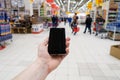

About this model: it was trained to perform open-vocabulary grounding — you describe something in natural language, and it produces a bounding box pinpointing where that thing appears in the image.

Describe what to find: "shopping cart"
[98,27,108,39]
[93,22,108,39]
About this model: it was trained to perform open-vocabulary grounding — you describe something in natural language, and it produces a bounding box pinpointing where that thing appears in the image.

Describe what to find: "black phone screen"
[48,28,66,55]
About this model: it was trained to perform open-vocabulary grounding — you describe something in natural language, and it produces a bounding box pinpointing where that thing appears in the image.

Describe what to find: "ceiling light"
[55,0,61,6]
[68,0,70,11]
[59,0,65,9]
[63,1,66,3]
[78,0,92,11]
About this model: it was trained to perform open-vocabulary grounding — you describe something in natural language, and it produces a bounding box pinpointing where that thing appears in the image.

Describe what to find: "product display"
[106,2,120,40]
[0,34,12,42]
[0,10,12,50]
[0,23,11,35]
[108,1,118,22]
[32,24,44,34]
[114,0,120,2]
[12,15,32,33]
[40,4,45,16]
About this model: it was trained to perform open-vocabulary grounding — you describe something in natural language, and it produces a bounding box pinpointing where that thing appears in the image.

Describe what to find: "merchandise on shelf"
[0,34,12,42]
[106,3,120,32]
[116,4,120,22]
[0,9,12,43]
[0,22,11,35]
[0,10,8,22]
[108,9,117,22]
[40,8,44,16]
[106,22,120,32]
[114,0,120,2]
[106,2,120,40]
[107,1,118,23]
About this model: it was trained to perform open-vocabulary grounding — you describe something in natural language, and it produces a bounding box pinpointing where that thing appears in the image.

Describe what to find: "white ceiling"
[55,0,92,12]
[10,0,92,12]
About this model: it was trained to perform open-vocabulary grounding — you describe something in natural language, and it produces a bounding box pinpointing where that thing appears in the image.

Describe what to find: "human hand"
[37,37,70,73]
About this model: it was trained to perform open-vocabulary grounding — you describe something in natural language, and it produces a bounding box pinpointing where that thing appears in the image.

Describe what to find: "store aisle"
[0,22,120,80]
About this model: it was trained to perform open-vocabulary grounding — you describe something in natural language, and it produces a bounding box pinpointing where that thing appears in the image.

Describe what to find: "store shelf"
[108,17,117,19]
[106,1,120,41]
[40,8,44,16]
[108,32,120,41]
[0,32,11,36]
[107,29,120,33]
[108,12,117,14]
[109,11,118,13]
[109,8,118,11]
[108,16,116,18]
[0,9,12,50]
[108,37,120,41]
[114,0,120,2]
[0,34,12,42]
[107,1,120,23]
[108,14,117,16]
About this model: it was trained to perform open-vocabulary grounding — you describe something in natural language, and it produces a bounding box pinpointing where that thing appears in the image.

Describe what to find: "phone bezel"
[48,28,66,55]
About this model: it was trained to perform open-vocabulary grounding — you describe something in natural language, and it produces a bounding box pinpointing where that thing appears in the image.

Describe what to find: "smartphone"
[48,28,66,55]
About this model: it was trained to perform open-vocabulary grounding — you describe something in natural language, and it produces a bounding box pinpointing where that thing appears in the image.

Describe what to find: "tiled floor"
[0,22,120,80]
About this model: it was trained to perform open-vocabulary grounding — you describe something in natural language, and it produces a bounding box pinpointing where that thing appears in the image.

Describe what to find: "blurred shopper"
[68,17,72,27]
[71,19,78,35]
[61,17,64,22]
[83,14,92,34]
[64,17,67,25]
[73,13,78,21]
[43,19,49,29]
[51,15,58,28]
[71,13,79,35]
[95,15,105,36]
